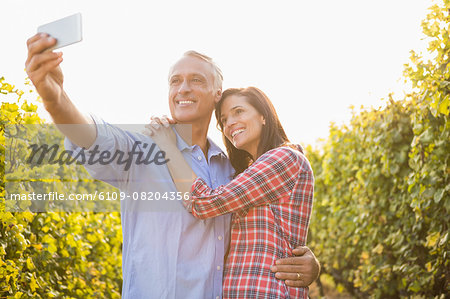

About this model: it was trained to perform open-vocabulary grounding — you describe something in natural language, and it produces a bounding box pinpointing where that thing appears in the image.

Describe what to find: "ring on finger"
[296,273,301,280]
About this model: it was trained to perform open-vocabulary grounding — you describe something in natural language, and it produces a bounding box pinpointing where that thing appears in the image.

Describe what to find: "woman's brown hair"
[215,87,294,176]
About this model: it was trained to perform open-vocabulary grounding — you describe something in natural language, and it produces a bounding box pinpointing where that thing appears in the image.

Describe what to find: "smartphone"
[37,13,82,50]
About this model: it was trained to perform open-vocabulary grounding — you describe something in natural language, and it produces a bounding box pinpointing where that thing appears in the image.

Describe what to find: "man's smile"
[175,99,196,106]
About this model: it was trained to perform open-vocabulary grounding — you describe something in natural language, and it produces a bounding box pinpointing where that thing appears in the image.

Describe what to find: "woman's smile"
[221,95,265,158]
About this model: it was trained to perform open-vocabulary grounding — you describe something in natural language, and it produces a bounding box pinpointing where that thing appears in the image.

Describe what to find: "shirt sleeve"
[186,147,311,219]
[64,115,153,189]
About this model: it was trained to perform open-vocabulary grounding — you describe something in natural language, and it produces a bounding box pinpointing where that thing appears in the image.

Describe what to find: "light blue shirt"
[65,116,234,299]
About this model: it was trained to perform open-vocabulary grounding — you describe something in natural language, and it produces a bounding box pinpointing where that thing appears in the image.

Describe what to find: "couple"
[25,33,319,298]
[145,84,315,298]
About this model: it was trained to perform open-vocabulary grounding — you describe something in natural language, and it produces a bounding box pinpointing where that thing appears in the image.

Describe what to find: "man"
[25,33,320,298]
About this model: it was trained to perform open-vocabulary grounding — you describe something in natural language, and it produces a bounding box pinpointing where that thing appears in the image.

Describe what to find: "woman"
[146,87,314,298]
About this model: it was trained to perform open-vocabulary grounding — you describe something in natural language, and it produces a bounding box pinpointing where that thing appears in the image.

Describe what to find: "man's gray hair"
[169,50,223,90]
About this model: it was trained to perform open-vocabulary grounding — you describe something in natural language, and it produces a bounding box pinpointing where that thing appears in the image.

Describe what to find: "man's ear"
[214,89,222,103]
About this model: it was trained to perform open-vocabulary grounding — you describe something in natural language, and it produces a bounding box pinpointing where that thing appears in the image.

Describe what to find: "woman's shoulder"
[261,143,304,159]
[259,144,313,173]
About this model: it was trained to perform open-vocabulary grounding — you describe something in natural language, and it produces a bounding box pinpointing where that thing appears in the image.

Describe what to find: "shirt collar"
[206,137,228,160]
[174,128,227,159]
[174,127,191,152]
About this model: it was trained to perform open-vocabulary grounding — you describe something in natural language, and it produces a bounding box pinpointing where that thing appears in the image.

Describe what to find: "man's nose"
[178,80,192,94]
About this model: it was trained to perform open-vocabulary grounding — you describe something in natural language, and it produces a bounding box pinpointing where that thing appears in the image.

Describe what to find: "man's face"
[168,56,220,125]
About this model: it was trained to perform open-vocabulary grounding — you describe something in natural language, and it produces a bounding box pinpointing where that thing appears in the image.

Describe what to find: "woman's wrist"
[158,141,178,153]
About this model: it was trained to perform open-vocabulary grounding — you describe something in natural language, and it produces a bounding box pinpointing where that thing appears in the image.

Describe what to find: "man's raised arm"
[25,33,96,149]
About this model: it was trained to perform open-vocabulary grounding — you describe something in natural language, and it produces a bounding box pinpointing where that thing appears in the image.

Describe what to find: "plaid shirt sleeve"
[185,146,313,219]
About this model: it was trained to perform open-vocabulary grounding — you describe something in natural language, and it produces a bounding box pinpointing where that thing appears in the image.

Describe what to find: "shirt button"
[216,296,220,299]
[218,235,223,240]
[197,156,202,161]
[217,266,221,271]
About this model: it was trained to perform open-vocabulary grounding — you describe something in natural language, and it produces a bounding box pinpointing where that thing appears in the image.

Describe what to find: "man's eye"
[235,109,243,114]
[170,79,180,84]
[192,78,202,82]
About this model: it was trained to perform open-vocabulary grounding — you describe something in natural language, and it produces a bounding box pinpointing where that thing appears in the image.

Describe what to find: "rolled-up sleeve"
[64,115,145,189]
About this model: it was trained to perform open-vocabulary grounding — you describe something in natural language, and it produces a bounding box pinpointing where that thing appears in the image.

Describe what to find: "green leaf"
[425,232,440,248]
[433,188,445,203]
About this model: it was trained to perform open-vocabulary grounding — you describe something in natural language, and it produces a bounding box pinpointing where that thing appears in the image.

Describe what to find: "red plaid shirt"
[185,145,314,299]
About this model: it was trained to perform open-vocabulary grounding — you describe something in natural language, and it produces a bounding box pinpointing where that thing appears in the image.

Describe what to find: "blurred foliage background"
[1,79,122,298]
[308,1,449,298]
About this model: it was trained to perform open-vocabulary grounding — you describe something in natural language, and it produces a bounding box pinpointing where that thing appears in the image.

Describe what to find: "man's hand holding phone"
[25,13,82,111]
[25,33,64,110]
[25,13,96,149]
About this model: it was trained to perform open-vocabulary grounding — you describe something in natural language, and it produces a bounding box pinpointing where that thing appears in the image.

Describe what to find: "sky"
[1,0,432,148]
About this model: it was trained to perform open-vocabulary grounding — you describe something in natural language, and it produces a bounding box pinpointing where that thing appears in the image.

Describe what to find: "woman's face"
[219,95,265,158]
